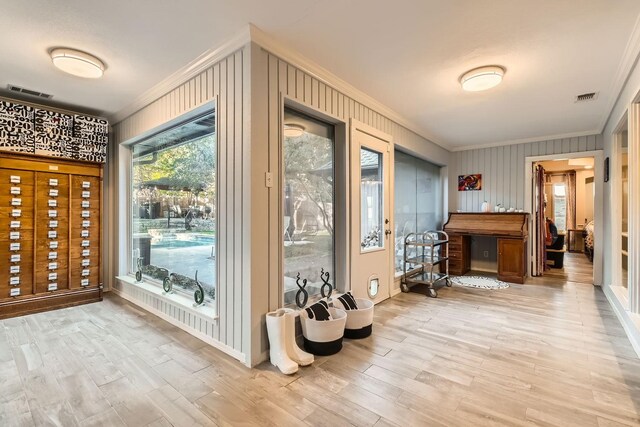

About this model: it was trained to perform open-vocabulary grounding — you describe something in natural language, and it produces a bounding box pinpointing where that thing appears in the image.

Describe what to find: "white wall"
[601,30,640,355]
[449,135,603,213]
[249,41,449,365]
[110,47,252,365]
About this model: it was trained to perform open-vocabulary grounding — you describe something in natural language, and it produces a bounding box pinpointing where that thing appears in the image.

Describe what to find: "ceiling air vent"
[7,84,53,99]
[575,92,598,103]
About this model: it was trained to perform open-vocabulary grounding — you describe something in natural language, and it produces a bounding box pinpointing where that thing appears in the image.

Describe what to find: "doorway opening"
[531,156,596,284]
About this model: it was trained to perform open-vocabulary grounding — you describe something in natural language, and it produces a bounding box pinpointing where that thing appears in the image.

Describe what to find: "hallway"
[2,275,638,426]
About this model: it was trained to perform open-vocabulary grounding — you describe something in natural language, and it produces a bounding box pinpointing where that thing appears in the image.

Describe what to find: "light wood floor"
[545,251,594,284]
[1,276,639,426]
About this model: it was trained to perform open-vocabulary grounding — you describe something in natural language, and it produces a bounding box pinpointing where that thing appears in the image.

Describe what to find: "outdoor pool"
[152,235,216,249]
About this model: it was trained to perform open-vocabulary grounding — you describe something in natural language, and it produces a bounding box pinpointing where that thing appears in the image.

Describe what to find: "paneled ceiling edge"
[450,129,600,152]
[110,26,252,125]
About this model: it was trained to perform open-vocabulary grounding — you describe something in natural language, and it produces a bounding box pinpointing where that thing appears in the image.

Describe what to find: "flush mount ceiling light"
[460,66,505,92]
[50,48,105,79]
[283,123,305,138]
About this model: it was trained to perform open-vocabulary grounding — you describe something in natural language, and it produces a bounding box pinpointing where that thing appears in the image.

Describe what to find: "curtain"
[566,171,576,230]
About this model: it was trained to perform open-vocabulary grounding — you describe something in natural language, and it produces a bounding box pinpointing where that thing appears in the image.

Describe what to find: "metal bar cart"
[401,230,451,298]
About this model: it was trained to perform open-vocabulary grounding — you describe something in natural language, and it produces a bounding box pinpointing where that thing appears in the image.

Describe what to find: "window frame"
[123,102,218,308]
[282,106,337,307]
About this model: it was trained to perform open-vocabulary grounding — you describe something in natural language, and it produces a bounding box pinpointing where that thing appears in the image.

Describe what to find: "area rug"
[450,275,510,290]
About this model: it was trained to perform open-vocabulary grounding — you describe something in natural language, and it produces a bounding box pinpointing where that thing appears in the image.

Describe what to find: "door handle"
[385,229,392,236]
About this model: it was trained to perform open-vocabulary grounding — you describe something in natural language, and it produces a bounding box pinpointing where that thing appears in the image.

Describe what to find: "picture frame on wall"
[458,174,482,191]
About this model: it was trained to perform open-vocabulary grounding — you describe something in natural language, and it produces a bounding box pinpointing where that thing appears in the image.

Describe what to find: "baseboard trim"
[111,284,247,366]
[603,284,640,358]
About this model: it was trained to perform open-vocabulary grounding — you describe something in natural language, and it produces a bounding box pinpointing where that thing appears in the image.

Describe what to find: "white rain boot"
[266,309,298,375]
[283,308,314,366]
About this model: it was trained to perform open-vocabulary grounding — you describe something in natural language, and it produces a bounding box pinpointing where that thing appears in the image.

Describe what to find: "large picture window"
[131,109,216,303]
[394,150,442,272]
[283,108,335,305]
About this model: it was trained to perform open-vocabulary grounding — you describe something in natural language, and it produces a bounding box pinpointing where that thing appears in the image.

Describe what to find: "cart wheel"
[445,279,452,287]
[428,288,438,298]
[400,283,409,293]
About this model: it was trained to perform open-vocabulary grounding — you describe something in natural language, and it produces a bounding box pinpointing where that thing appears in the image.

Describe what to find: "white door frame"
[524,150,604,285]
[349,119,394,302]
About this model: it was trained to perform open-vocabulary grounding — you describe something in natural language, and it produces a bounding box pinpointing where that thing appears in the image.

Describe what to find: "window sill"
[115,275,218,320]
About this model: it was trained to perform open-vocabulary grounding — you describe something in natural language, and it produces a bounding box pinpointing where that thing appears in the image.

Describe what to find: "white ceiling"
[1,1,639,149]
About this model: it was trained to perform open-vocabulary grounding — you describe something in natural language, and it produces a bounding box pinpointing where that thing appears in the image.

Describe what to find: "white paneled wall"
[450,135,603,212]
[249,44,448,364]
[111,48,250,364]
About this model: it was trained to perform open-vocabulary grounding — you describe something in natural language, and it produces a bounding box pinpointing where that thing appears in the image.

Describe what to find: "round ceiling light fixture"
[283,123,305,138]
[460,66,505,92]
[50,48,105,79]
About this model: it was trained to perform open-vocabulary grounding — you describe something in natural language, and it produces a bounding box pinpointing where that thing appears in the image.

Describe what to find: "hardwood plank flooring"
[1,274,638,426]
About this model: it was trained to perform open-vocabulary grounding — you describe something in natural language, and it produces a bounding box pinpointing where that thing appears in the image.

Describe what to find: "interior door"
[350,127,391,303]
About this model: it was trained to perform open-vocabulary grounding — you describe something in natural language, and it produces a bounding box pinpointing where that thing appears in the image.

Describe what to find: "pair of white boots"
[266,308,314,374]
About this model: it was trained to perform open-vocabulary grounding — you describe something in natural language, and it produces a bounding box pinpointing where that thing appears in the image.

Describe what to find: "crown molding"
[450,129,600,152]
[247,24,451,151]
[600,13,640,133]
[110,26,252,125]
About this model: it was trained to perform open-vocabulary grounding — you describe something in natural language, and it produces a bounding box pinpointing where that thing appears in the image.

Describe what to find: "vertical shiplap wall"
[450,134,603,212]
[249,44,449,365]
[111,48,249,363]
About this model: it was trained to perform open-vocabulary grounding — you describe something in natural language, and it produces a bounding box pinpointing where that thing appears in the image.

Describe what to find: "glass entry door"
[350,125,391,303]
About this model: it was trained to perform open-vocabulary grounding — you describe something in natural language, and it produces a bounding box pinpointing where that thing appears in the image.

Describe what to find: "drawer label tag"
[48,231,57,238]
[10,186,20,195]
[10,221,20,228]
[49,220,58,228]
[81,230,89,237]
[9,232,19,240]
[48,272,57,280]
[49,189,58,197]
[48,283,57,291]
[49,178,58,186]
[81,211,90,218]
[81,269,90,276]
[81,200,90,208]
[10,265,19,274]
[82,191,90,198]
[11,209,21,217]
[10,243,20,251]
[10,254,20,262]
[49,241,58,249]
[82,259,90,266]
[10,276,20,285]
[82,181,90,188]
[48,199,57,207]
[81,240,90,247]
[48,262,57,270]
[81,279,89,287]
[11,198,21,206]
[48,210,57,217]
[82,249,90,256]
[10,288,20,297]
[48,252,57,259]
[82,220,90,227]
[10,175,21,184]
